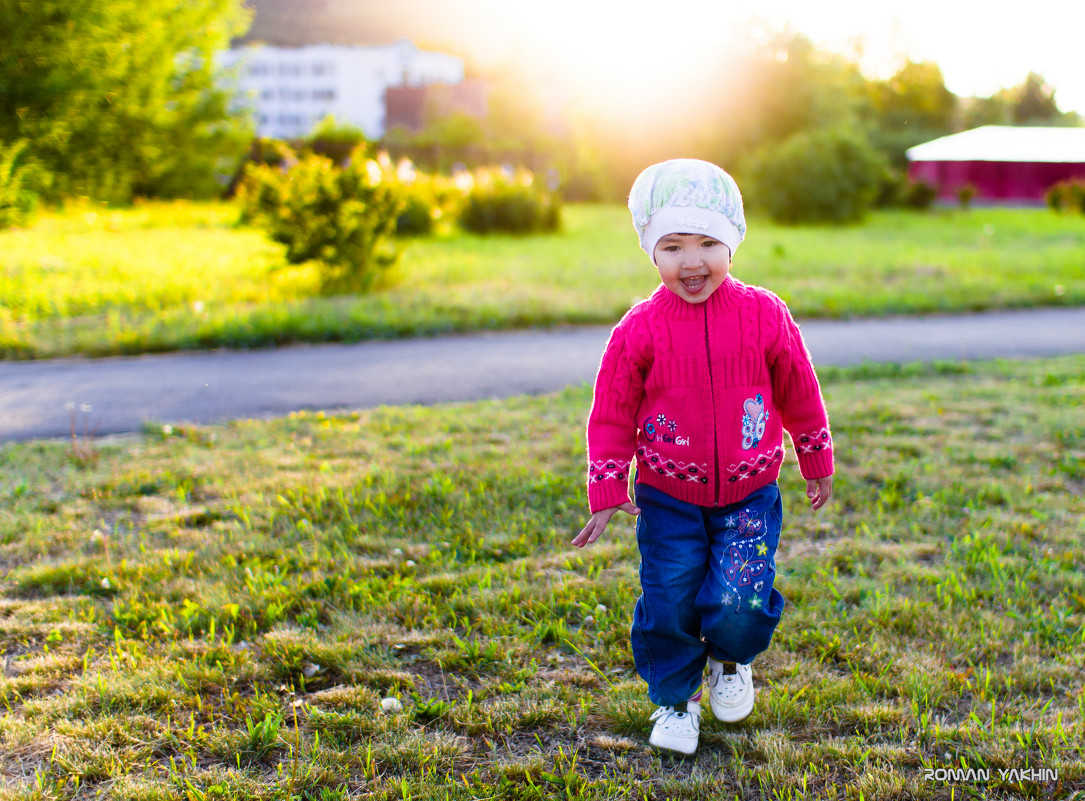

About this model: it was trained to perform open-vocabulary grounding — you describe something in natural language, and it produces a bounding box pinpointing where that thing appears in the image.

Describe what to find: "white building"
[223,40,464,140]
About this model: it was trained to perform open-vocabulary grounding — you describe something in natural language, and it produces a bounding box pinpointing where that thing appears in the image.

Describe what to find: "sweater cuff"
[796,447,834,481]
[588,479,632,515]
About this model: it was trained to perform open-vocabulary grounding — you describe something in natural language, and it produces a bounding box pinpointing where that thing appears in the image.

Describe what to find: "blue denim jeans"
[631,480,786,707]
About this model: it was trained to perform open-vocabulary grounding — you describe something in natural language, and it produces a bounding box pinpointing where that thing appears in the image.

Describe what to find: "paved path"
[2,306,1083,442]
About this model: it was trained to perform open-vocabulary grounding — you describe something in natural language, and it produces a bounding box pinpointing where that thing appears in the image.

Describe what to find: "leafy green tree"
[0,0,253,203]
[866,61,957,168]
[724,34,870,160]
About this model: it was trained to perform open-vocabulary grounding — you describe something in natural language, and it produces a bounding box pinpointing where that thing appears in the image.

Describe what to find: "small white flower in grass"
[405,560,416,568]
[392,548,403,557]
[90,529,105,545]
[162,424,173,436]
[302,663,322,678]
[381,697,402,713]
[583,616,595,627]
[100,578,111,589]
[192,301,205,314]
[595,604,607,615]
[1054,284,1065,296]
[292,698,304,708]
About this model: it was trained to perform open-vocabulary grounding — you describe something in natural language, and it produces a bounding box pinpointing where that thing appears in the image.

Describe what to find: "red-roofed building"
[906,126,1085,203]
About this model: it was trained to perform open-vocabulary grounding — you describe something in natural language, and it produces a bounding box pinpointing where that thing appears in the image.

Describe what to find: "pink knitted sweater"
[586,276,834,513]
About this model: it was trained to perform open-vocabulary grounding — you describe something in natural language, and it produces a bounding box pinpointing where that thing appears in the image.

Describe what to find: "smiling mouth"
[682,275,708,294]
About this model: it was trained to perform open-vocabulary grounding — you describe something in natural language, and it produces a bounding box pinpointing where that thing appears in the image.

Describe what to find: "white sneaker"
[707,658,755,722]
[648,700,701,755]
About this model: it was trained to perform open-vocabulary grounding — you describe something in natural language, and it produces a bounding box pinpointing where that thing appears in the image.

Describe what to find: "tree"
[725,33,871,160]
[866,61,957,168]
[1011,72,1062,124]
[0,0,253,203]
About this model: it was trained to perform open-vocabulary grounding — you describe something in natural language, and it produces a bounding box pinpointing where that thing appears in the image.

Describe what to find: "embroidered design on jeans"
[741,394,767,450]
[737,510,763,538]
[719,508,773,606]
[723,546,768,586]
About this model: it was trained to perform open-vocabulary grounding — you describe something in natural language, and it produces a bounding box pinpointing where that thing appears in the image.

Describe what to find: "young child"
[572,159,834,756]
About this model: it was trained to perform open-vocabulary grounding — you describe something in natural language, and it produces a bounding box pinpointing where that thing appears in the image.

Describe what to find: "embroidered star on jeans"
[748,596,763,610]
[757,542,768,556]
[721,592,734,606]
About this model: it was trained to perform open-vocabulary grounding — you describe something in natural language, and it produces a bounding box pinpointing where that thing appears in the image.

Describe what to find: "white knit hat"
[628,159,746,264]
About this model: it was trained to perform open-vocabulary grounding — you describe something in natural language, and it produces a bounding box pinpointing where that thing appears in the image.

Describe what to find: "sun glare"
[461,0,1085,116]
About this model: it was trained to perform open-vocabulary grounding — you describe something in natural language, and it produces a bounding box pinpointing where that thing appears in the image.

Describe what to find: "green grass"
[1,202,1083,359]
[0,356,1082,799]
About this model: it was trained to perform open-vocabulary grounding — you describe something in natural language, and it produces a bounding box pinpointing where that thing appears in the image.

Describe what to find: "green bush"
[459,169,560,234]
[1046,178,1085,213]
[956,183,977,208]
[0,140,39,230]
[394,167,463,237]
[239,145,404,294]
[303,115,369,165]
[902,179,939,210]
[746,128,889,224]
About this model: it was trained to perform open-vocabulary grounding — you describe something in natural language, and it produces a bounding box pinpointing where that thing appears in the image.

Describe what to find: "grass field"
[0,355,1082,799]
[1,202,1083,360]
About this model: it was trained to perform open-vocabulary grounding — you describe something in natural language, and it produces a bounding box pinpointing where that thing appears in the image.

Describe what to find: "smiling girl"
[573,159,835,756]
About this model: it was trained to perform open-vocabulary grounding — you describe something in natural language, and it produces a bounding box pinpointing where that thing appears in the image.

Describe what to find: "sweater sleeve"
[585,314,648,513]
[767,298,834,480]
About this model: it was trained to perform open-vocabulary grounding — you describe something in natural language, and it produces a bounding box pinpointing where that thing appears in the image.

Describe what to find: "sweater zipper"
[704,305,721,506]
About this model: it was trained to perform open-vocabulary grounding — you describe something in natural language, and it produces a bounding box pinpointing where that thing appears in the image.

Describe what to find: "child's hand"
[806,476,833,510]
[572,502,641,548]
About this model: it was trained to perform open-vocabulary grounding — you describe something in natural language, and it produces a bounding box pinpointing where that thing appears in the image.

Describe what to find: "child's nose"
[682,249,704,266]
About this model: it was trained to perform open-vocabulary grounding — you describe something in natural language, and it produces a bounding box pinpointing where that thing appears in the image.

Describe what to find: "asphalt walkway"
[2,306,1083,441]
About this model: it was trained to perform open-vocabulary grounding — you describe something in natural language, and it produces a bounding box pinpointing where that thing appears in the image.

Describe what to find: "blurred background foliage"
[0,0,253,205]
[0,0,1079,225]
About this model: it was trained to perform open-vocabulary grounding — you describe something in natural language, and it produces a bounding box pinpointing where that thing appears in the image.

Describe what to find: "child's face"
[653,233,732,304]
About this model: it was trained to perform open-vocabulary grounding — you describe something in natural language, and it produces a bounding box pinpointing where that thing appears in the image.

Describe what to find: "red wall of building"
[908,160,1085,202]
